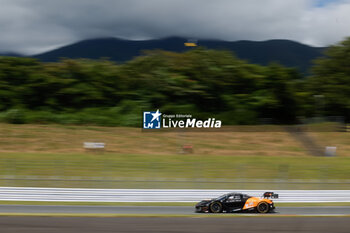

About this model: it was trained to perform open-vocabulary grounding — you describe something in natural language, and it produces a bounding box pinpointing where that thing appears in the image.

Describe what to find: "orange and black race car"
[195,192,278,213]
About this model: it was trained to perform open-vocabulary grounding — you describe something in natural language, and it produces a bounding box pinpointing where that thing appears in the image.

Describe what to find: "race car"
[195,192,278,213]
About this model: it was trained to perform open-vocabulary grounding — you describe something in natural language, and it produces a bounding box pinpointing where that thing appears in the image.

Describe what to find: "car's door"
[223,194,243,210]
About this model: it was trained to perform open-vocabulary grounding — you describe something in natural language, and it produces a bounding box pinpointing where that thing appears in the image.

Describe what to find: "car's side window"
[234,194,241,201]
[226,194,241,202]
[226,195,235,202]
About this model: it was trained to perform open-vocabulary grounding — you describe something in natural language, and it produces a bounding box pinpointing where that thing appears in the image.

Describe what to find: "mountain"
[33,37,188,62]
[0,52,23,57]
[201,39,326,73]
[32,37,326,73]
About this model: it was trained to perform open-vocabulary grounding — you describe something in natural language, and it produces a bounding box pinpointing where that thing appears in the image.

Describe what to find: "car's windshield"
[215,194,227,200]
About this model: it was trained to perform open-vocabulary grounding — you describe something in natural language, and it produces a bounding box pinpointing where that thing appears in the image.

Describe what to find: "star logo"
[150,109,161,122]
[143,110,162,129]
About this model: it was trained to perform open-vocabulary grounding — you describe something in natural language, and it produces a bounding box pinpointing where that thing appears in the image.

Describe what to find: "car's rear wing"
[263,192,279,198]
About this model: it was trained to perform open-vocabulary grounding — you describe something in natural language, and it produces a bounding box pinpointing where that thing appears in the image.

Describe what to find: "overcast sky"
[0,0,350,55]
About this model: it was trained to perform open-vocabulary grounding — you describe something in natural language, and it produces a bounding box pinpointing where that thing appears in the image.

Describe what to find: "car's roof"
[224,192,252,196]
[226,192,243,195]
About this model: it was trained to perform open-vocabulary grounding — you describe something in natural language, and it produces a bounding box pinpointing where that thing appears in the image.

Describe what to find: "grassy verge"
[0,123,349,189]
[2,153,350,180]
[1,153,350,188]
[0,123,339,156]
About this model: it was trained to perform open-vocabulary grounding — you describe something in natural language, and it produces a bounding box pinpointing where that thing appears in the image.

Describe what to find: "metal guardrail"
[0,187,350,202]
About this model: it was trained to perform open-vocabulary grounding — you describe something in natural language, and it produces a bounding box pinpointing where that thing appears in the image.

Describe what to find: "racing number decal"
[243,197,259,210]
[245,201,254,208]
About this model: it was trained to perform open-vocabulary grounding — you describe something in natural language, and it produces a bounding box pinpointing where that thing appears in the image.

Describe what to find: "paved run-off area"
[0,216,349,233]
[0,205,349,232]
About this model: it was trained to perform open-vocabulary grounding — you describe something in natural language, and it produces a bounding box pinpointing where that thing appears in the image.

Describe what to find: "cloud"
[0,0,350,54]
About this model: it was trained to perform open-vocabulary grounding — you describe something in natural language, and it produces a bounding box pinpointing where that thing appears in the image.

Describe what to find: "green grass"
[0,152,350,189]
[1,152,350,179]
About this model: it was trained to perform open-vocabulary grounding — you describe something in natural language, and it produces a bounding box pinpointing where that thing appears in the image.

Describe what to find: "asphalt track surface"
[0,216,349,233]
[1,205,350,215]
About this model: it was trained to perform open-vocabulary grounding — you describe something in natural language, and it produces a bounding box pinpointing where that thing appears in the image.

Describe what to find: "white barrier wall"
[0,187,349,202]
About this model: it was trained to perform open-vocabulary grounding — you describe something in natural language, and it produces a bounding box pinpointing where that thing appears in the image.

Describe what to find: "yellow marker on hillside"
[185,39,198,47]
[184,42,197,47]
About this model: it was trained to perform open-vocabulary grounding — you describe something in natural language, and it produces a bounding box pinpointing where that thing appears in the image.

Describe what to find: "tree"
[309,37,350,121]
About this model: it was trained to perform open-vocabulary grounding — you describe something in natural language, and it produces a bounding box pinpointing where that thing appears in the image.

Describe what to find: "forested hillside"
[0,38,349,126]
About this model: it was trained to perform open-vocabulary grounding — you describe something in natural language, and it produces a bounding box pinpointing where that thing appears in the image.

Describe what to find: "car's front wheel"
[209,202,223,213]
[256,202,270,213]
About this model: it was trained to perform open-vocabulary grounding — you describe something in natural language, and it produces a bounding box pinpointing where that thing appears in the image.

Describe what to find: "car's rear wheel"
[257,202,270,213]
[209,202,223,213]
